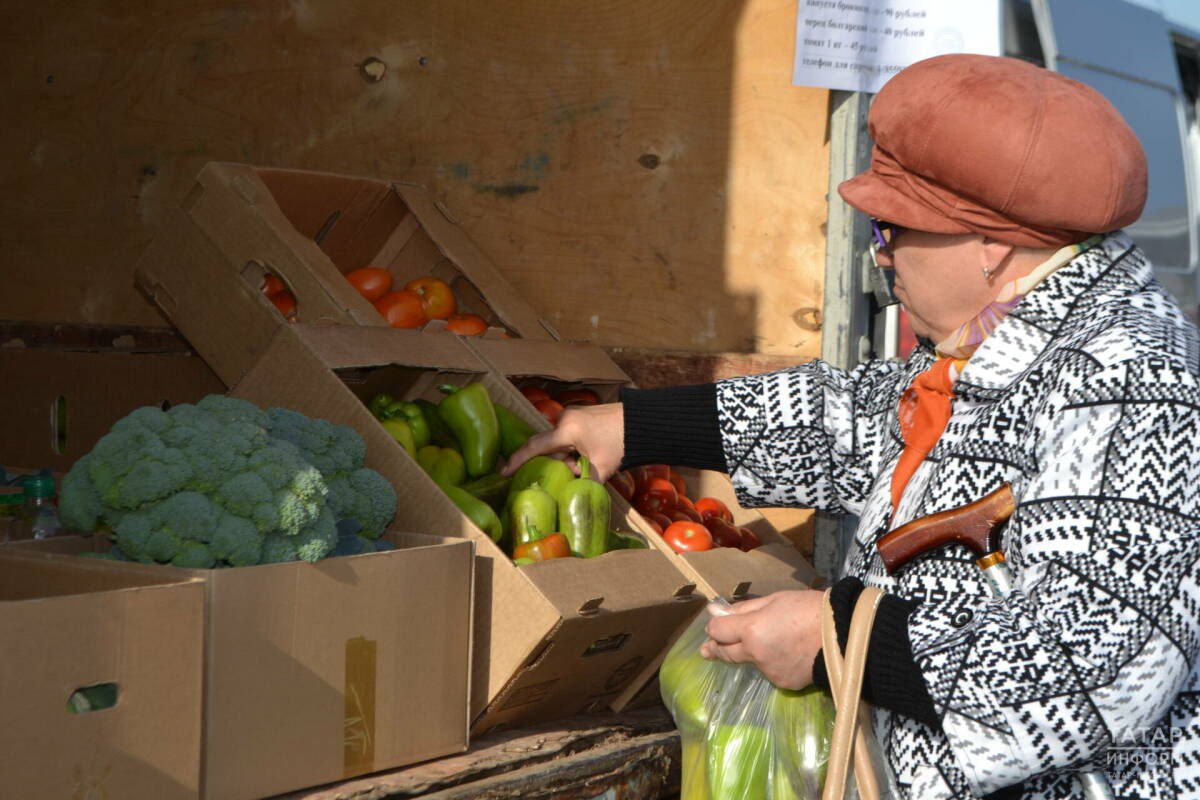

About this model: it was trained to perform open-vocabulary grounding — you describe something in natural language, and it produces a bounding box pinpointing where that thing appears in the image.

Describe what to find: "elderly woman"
[505,54,1200,798]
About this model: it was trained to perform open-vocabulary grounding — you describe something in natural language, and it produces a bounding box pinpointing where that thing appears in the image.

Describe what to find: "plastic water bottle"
[0,487,22,542]
[22,476,62,540]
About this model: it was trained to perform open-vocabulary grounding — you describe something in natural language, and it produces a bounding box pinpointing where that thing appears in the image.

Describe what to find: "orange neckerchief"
[890,357,964,513]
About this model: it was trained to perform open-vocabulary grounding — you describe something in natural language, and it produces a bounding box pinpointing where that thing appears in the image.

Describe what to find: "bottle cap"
[22,476,56,498]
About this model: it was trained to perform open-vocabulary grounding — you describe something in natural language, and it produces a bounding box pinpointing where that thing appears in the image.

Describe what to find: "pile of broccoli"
[59,395,398,568]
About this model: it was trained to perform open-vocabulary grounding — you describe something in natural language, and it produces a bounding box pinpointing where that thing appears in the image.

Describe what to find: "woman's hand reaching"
[501,402,626,480]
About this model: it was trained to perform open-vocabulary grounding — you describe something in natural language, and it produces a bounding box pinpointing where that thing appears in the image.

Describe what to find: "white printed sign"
[792,0,1001,94]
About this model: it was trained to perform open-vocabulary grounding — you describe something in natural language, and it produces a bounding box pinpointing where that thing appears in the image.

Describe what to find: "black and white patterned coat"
[717,233,1200,798]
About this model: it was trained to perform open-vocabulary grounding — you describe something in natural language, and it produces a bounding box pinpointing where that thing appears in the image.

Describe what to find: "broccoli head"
[327,468,398,539]
[59,453,104,532]
[266,407,367,476]
[58,394,396,568]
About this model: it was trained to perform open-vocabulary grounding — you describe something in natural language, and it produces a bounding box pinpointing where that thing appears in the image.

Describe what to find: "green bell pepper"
[383,400,431,450]
[507,456,575,501]
[368,392,396,419]
[770,686,835,799]
[414,398,460,451]
[461,472,511,511]
[494,404,536,458]
[417,445,466,487]
[606,530,648,550]
[438,384,499,478]
[707,723,771,799]
[380,417,416,457]
[443,485,504,543]
[509,483,558,547]
[555,457,610,558]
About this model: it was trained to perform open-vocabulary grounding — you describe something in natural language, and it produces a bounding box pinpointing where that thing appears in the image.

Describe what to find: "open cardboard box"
[0,549,206,799]
[463,339,821,715]
[667,467,819,596]
[463,337,818,600]
[10,531,474,800]
[133,162,555,384]
[226,322,705,734]
[0,347,223,475]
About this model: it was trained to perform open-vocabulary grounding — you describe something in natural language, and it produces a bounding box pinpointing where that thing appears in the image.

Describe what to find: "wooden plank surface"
[4,0,828,358]
[273,706,680,800]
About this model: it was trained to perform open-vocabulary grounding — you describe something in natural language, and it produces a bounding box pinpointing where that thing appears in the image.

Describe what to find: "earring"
[982,264,994,280]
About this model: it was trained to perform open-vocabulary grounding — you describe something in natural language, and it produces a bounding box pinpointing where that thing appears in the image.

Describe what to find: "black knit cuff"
[618,385,727,472]
[811,577,939,730]
[867,593,939,728]
[811,577,864,689]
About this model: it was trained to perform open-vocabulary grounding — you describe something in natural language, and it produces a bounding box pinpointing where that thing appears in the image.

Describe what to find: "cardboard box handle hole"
[66,682,119,715]
[582,632,630,657]
[50,395,67,455]
[577,597,604,616]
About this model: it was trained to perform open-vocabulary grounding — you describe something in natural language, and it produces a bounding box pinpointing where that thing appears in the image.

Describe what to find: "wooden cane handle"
[876,484,1016,574]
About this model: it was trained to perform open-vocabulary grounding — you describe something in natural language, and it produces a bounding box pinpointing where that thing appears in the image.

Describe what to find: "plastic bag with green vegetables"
[659,600,837,800]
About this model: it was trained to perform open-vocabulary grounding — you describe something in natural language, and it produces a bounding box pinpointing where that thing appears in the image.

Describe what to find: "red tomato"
[667,469,689,499]
[630,464,671,496]
[520,386,553,404]
[261,273,286,296]
[646,512,674,534]
[635,494,669,517]
[675,495,698,513]
[513,532,571,561]
[705,517,743,549]
[628,466,647,495]
[695,496,734,524]
[556,388,601,406]
[738,527,762,551]
[405,276,457,320]
[635,483,677,516]
[346,267,393,301]
[670,507,704,524]
[645,478,678,498]
[608,471,636,502]
[534,398,565,425]
[445,313,488,336]
[662,521,713,554]
[374,290,427,328]
[644,518,663,535]
[270,290,297,319]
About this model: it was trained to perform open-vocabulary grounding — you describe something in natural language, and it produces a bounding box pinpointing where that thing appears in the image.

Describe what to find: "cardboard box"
[133,162,555,383]
[667,467,819,596]
[13,531,474,800]
[0,549,205,799]
[0,348,223,474]
[462,337,818,600]
[464,335,631,404]
[225,323,705,734]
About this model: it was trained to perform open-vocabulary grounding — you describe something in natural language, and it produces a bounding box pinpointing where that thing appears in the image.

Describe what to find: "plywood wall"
[3,0,830,357]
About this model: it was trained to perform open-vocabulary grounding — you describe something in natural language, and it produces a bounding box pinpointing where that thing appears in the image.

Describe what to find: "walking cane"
[875,484,1116,800]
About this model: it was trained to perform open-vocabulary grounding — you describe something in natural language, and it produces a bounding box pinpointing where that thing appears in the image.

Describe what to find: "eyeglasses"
[869,219,905,265]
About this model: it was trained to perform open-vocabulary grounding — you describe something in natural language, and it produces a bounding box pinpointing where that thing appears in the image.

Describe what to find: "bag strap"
[821,586,885,800]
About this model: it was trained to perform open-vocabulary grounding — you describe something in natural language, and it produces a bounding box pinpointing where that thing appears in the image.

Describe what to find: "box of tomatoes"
[619,465,818,599]
[134,162,557,386]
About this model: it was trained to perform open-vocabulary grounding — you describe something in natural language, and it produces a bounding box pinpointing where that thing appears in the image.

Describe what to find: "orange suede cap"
[838,54,1148,247]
